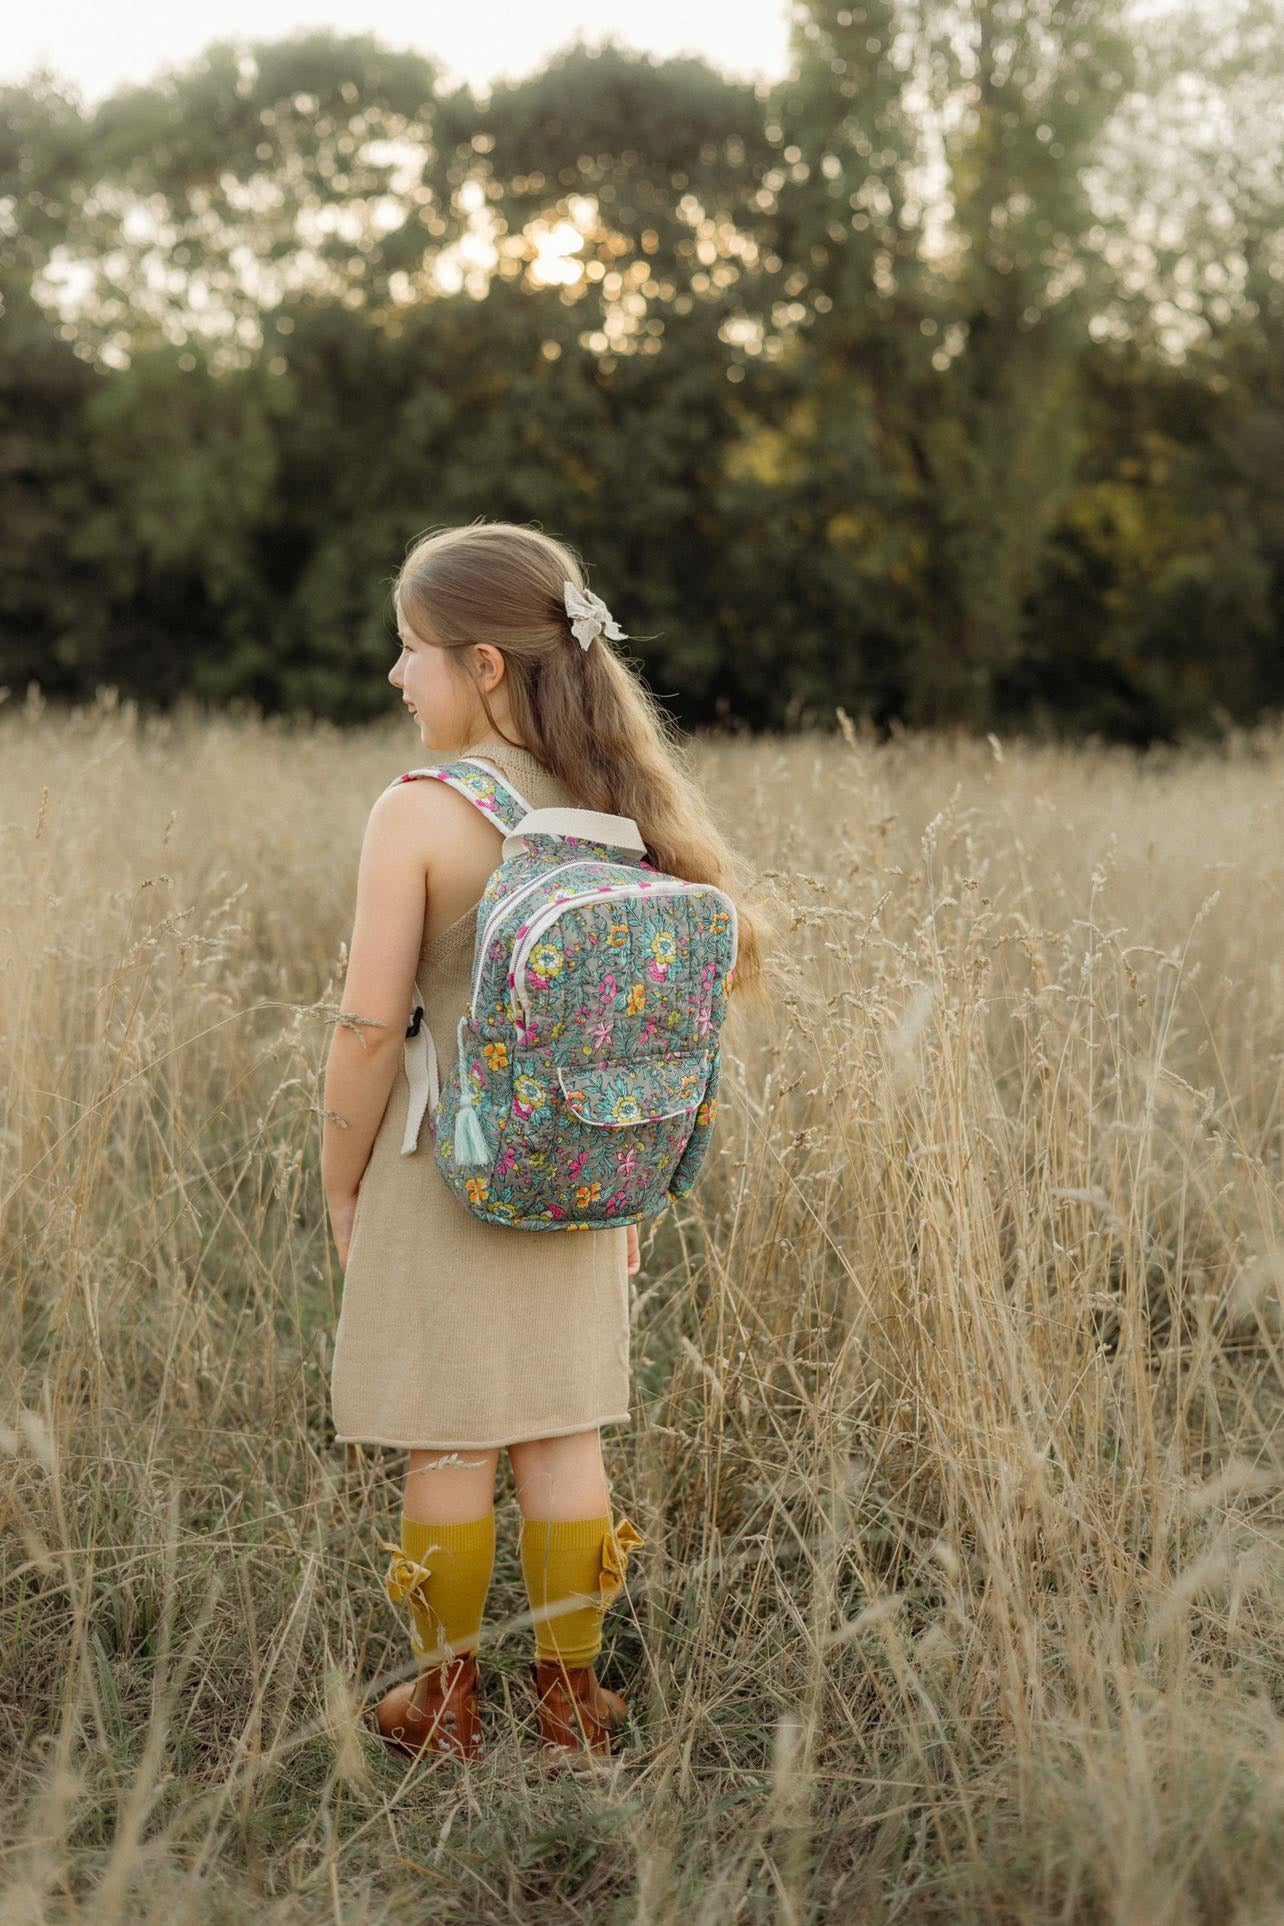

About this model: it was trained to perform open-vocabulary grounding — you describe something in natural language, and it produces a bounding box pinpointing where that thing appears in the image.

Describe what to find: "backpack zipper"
[470,860,604,1011]
[510,880,740,1023]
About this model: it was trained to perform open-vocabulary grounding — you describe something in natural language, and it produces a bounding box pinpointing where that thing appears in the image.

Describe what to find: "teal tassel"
[452,1011,489,1166]
[454,1098,490,1166]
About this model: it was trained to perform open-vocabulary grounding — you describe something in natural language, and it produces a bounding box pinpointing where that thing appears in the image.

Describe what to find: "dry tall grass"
[3,686,1284,1923]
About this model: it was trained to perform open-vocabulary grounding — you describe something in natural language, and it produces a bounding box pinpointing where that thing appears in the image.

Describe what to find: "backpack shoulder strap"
[392,754,537,1158]
[389,754,536,834]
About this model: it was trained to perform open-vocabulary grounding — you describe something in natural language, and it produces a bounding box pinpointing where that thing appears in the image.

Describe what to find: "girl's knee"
[404,1445,499,1520]
[508,1429,608,1516]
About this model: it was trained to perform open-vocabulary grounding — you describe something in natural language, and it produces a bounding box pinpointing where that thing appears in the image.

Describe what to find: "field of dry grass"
[3,687,1284,1923]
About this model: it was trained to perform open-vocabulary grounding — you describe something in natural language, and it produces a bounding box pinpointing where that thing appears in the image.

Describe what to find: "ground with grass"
[3,692,1284,1923]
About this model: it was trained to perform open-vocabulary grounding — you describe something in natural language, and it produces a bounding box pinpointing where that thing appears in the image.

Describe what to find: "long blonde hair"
[393,519,777,1019]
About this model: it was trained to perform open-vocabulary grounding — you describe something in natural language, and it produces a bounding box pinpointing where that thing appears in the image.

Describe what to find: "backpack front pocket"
[555,1046,716,1217]
[458,1044,714,1227]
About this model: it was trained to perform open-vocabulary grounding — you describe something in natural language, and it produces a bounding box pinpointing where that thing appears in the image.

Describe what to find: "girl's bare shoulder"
[371,771,506,924]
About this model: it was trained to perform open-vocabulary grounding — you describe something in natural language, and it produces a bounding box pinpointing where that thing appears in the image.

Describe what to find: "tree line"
[2,1,1281,742]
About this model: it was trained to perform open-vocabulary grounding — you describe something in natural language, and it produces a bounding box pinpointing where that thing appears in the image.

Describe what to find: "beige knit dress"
[330,740,633,1451]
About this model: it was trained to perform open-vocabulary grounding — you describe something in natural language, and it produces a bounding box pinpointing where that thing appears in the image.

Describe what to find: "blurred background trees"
[1,0,1280,742]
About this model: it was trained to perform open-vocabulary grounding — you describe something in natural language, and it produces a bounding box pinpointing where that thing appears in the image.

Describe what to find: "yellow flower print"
[649,929,677,967]
[606,918,630,950]
[611,1093,645,1125]
[576,1181,602,1208]
[483,1039,509,1070]
[529,942,563,981]
[514,1073,546,1110]
[596,1517,645,1607]
[465,1176,489,1204]
[696,1096,718,1126]
[626,982,645,1014]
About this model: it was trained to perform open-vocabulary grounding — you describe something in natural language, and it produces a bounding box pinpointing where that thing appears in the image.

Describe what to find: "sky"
[5,1,794,104]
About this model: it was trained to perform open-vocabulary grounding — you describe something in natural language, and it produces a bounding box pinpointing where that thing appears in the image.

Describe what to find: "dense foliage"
[2,0,1281,741]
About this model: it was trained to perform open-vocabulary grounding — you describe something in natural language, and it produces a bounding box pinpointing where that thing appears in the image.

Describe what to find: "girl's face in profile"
[388,609,472,752]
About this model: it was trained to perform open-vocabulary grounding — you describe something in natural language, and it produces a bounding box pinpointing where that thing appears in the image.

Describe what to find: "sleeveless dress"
[330,738,633,1451]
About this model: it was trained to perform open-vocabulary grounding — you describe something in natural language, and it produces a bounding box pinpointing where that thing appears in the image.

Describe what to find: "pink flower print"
[645,958,670,983]
[597,972,618,1003]
[607,1188,631,1212]
[590,1017,614,1049]
[616,1145,638,1179]
[568,1147,589,1180]
[638,1016,660,1047]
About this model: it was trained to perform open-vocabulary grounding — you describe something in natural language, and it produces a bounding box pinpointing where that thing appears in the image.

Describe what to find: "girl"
[323,520,767,1770]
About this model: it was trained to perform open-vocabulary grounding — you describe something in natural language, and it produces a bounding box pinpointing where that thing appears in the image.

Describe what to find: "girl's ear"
[473,643,506,691]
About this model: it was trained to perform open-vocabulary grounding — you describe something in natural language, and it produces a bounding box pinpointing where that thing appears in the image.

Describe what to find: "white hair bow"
[563,580,628,651]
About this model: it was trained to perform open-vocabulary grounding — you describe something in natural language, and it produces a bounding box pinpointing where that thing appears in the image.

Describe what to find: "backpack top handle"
[501,807,647,862]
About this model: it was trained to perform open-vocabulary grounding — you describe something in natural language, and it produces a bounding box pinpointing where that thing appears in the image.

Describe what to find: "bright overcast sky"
[7,1,794,104]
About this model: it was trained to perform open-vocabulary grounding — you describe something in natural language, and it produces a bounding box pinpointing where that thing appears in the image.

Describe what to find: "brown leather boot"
[530,1656,630,1768]
[374,1650,483,1763]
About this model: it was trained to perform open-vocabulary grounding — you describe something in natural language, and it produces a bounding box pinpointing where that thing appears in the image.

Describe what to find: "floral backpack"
[393,755,737,1231]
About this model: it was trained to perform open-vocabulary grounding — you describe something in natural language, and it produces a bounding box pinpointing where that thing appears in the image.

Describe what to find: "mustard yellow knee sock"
[519,1513,646,1667]
[381,1510,496,1663]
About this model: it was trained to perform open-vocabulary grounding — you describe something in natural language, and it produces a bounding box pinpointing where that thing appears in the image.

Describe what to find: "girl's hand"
[329,1192,359,1269]
[626,1222,640,1276]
